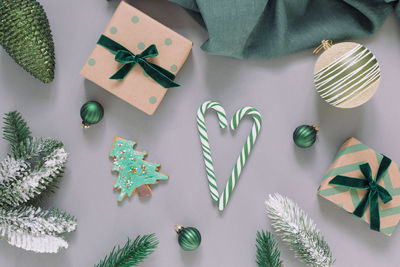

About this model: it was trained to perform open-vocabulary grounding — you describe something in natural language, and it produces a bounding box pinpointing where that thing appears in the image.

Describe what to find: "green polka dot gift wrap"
[80,1,193,115]
[318,138,400,236]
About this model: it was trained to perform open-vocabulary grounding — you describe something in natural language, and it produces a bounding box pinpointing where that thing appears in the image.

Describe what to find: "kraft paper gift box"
[80,1,192,115]
[318,137,400,236]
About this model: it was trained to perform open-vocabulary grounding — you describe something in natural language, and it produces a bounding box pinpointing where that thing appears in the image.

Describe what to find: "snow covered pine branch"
[0,111,77,253]
[266,193,334,267]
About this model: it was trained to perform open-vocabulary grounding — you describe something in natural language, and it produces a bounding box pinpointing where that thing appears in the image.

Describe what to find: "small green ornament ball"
[175,225,201,251]
[80,101,104,128]
[293,124,319,148]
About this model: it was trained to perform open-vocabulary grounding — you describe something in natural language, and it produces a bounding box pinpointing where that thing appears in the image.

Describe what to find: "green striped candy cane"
[218,107,262,211]
[196,101,262,211]
[196,101,228,203]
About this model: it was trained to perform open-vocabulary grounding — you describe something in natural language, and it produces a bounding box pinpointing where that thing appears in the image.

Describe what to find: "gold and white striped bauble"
[313,41,380,108]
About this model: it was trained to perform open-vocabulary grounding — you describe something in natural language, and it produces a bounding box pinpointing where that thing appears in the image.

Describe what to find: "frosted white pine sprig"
[17,136,64,162]
[0,156,30,184]
[0,143,68,207]
[266,193,334,267]
[0,206,77,235]
[0,111,77,253]
[8,231,70,253]
[0,135,67,207]
[0,206,77,253]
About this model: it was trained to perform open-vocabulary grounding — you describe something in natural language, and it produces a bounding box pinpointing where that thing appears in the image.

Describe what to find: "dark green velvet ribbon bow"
[329,156,392,231]
[97,35,179,88]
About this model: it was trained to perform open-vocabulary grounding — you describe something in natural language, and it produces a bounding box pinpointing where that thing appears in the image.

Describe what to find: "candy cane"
[196,101,228,203]
[218,107,262,211]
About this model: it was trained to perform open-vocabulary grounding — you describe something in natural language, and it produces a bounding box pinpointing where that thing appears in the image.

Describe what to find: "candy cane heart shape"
[196,101,228,203]
[196,101,262,212]
[218,107,262,211]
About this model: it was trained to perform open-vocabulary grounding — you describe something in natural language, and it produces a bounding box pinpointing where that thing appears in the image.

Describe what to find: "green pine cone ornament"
[80,101,104,128]
[175,225,201,251]
[0,0,55,83]
[293,124,319,148]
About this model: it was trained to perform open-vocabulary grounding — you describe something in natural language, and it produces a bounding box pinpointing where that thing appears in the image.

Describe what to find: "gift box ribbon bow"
[97,35,180,88]
[329,155,392,231]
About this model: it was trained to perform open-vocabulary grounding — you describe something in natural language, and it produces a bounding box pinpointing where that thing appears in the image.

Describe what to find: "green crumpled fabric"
[169,0,400,59]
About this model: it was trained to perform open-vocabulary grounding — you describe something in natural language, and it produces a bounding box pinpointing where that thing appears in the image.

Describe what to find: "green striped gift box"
[318,137,400,236]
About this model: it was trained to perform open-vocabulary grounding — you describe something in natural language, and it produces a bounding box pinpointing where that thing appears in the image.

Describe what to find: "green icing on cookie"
[110,137,168,202]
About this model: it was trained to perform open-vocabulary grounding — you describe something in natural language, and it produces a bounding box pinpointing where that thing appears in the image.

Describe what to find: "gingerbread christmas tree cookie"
[110,137,168,202]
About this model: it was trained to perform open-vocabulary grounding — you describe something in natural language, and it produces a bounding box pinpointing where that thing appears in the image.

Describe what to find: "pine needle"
[95,234,159,267]
[266,193,335,267]
[256,230,283,267]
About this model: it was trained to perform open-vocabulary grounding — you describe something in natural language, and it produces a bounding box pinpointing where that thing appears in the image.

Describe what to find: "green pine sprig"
[256,231,283,267]
[266,193,335,267]
[95,234,159,267]
[2,111,32,158]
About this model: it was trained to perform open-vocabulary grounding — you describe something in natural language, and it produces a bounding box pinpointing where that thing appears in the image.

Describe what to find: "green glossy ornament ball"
[293,124,319,148]
[175,225,201,251]
[80,101,104,128]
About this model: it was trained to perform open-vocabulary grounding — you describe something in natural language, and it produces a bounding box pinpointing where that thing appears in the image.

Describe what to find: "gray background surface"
[0,0,399,266]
